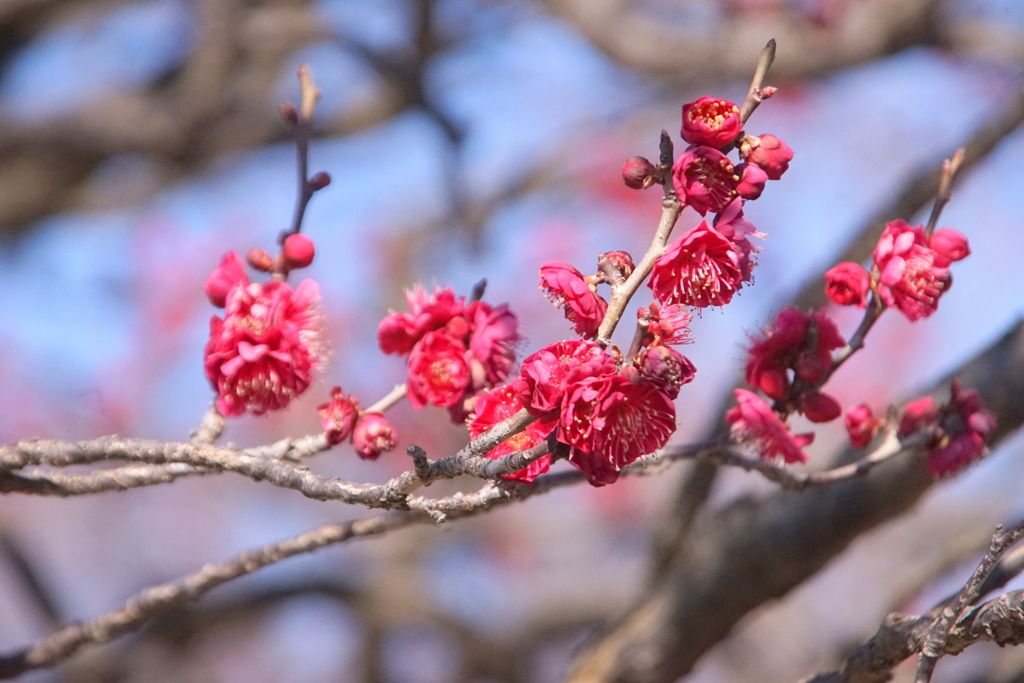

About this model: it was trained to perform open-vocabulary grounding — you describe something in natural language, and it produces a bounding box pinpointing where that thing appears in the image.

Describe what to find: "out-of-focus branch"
[539,0,940,82]
[0,513,419,679]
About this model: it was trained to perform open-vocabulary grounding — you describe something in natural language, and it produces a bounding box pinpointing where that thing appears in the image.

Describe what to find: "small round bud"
[246,247,275,272]
[309,171,331,191]
[283,233,315,269]
[757,86,777,100]
[280,102,299,126]
[622,156,656,190]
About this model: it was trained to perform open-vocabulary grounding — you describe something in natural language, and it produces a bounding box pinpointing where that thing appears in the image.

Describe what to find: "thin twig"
[915,520,1024,682]
[0,513,418,679]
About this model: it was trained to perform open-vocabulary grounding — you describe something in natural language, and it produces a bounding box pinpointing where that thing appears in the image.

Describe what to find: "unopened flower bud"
[283,234,315,269]
[246,247,275,272]
[757,86,777,100]
[353,413,397,461]
[318,387,362,445]
[309,171,331,191]
[280,102,299,126]
[204,252,249,307]
[799,391,842,424]
[622,156,656,189]
[845,403,882,448]
[824,262,870,308]
[742,134,793,180]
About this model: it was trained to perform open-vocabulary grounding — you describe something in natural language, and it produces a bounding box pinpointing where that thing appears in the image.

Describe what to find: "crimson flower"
[204,279,323,417]
[649,221,744,308]
[379,286,520,423]
[539,261,607,339]
[560,375,676,486]
[318,386,362,446]
[641,302,694,346]
[204,251,249,308]
[352,413,397,461]
[680,97,742,148]
[873,220,969,321]
[824,262,870,308]
[745,308,845,401]
[899,381,996,478]
[713,198,762,283]
[514,339,617,421]
[407,330,470,409]
[378,286,466,355]
[469,384,555,483]
[727,389,813,464]
[845,403,882,449]
[672,145,737,215]
[742,134,793,180]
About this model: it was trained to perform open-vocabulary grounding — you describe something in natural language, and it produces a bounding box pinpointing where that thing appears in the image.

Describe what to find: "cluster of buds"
[203,250,323,417]
[317,387,397,461]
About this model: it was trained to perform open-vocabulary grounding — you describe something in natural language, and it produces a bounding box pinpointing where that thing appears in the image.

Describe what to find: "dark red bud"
[246,247,275,272]
[622,156,656,190]
[280,102,299,126]
[309,172,331,191]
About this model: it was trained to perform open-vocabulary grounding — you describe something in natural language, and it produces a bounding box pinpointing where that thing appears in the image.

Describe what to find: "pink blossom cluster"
[203,251,324,417]
[897,381,996,478]
[378,286,521,423]
[511,339,689,486]
[825,220,970,320]
[628,96,793,310]
[728,308,845,463]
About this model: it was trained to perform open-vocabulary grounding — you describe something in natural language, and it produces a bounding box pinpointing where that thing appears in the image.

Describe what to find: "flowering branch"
[691,428,929,491]
[596,132,682,344]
